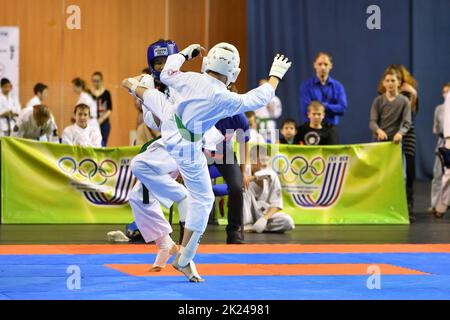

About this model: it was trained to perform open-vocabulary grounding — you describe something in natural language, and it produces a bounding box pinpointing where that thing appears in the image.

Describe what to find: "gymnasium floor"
[1,182,450,300]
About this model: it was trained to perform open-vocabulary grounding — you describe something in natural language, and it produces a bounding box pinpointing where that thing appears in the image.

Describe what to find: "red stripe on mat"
[1,244,450,255]
[105,263,429,276]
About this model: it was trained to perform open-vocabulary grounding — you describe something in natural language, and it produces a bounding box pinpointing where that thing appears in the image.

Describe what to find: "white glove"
[180,44,202,61]
[269,54,292,80]
[139,74,155,89]
[252,217,268,233]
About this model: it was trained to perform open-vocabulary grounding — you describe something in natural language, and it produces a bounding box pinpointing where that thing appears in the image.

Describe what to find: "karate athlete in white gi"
[125,40,224,272]
[243,145,295,233]
[122,42,292,282]
[435,90,450,217]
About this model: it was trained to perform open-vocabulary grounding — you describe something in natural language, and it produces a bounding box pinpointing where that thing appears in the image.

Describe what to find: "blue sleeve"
[326,82,347,115]
[236,114,250,143]
[300,81,313,123]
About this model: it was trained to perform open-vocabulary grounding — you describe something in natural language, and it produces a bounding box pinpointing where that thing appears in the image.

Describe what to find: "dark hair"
[245,111,256,118]
[377,65,403,94]
[34,83,48,95]
[444,82,450,89]
[92,71,103,80]
[72,78,86,91]
[314,52,333,64]
[73,103,91,115]
[142,68,151,75]
[1,78,11,87]
[281,118,297,129]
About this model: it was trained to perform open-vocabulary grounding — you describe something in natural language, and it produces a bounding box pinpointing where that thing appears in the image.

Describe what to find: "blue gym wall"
[247,0,450,180]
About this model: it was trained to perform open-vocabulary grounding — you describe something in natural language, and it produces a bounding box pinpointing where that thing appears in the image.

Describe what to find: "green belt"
[139,136,162,204]
[174,114,203,142]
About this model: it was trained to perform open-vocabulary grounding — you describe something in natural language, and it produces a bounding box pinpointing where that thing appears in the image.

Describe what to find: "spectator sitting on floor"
[61,104,102,147]
[296,101,334,145]
[245,111,266,144]
[12,105,56,141]
[243,145,295,233]
[278,118,301,144]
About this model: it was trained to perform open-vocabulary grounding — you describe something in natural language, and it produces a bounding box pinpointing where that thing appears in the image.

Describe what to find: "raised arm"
[160,44,203,88]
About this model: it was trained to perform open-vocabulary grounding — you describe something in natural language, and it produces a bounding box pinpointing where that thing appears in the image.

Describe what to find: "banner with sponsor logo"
[1,137,141,223]
[252,141,409,224]
[1,137,408,224]
[0,27,20,97]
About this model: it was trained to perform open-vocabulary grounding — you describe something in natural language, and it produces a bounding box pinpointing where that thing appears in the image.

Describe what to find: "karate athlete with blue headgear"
[125,39,224,272]
[122,42,292,282]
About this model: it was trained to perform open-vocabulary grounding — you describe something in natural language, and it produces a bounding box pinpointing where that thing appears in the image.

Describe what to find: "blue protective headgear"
[147,39,179,79]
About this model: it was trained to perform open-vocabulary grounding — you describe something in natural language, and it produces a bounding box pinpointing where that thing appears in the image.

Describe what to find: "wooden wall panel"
[0,0,247,146]
[168,0,206,73]
[209,0,247,92]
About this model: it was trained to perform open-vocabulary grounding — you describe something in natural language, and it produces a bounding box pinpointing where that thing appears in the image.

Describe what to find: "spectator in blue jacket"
[299,52,347,144]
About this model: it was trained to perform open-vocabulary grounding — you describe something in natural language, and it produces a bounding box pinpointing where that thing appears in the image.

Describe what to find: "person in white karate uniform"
[0,78,21,137]
[13,105,56,141]
[72,78,99,129]
[243,145,295,233]
[123,39,224,272]
[122,42,292,282]
[61,104,102,147]
[22,83,49,114]
[435,90,450,218]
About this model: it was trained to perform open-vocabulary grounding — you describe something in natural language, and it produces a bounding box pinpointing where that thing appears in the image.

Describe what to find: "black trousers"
[210,154,243,234]
[405,154,415,212]
[327,124,339,145]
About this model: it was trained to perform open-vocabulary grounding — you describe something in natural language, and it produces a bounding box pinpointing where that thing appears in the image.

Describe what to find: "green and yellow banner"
[1,137,140,224]
[250,142,408,224]
[1,137,408,224]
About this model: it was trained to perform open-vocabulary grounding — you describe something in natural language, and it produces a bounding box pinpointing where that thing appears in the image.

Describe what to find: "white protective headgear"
[201,42,241,86]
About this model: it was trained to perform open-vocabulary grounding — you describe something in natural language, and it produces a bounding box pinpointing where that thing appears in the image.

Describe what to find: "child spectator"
[297,100,334,145]
[245,111,265,144]
[23,83,48,115]
[429,83,450,214]
[0,78,21,136]
[243,145,295,233]
[369,66,411,144]
[13,105,56,141]
[369,66,413,222]
[62,104,102,147]
[279,118,301,144]
[72,78,98,128]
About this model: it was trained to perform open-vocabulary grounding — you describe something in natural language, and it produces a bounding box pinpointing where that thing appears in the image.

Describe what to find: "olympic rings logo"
[272,155,326,185]
[58,156,118,186]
